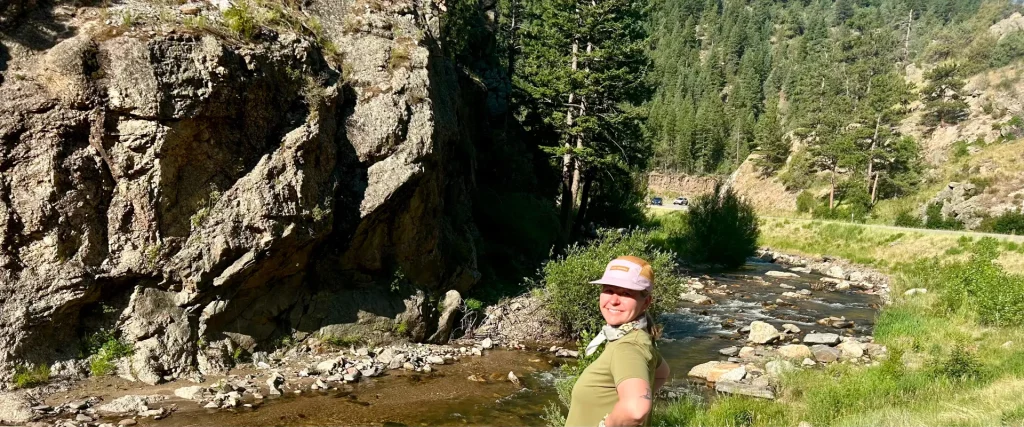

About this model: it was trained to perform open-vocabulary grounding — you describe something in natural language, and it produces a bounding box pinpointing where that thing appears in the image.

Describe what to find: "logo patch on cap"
[609,265,631,272]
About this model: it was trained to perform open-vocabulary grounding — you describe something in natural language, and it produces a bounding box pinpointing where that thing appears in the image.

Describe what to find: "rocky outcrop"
[922,182,984,229]
[0,0,493,387]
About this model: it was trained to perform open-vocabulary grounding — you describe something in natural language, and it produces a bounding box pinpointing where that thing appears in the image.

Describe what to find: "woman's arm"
[603,378,653,427]
[653,358,670,394]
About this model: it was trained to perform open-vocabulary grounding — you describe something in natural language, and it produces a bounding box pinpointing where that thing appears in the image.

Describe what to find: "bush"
[542,230,682,337]
[12,364,50,389]
[923,202,963,230]
[685,183,760,268]
[894,209,922,227]
[979,208,1024,235]
[936,238,1024,326]
[932,344,984,383]
[796,191,816,213]
[89,336,134,377]
[649,211,690,256]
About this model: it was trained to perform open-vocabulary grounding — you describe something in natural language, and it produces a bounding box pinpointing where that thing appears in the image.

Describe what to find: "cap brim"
[590,279,648,291]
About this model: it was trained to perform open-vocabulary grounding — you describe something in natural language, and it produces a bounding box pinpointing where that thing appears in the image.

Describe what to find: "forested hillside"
[647,0,1024,212]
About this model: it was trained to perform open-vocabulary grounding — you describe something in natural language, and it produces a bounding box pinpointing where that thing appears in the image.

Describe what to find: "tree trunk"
[560,34,581,242]
[866,114,880,184]
[571,37,593,208]
[572,174,594,240]
[829,165,837,210]
[903,10,913,67]
[870,171,880,205]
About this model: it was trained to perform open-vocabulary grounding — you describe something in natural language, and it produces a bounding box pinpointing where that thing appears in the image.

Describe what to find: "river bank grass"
[651,218,1024,426]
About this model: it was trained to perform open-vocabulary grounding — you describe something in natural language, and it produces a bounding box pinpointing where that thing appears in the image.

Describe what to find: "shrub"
[543,230,682,337]
[224,1,259,39]
[923,202,963,230]
[685,183,760,268]
[12,364,50,389]
[894,209,922,227]
[938,238,1024,326]
[89,335,134,377]
[979,208,1024,235]
[932,344,983,383]
[649,211,690,256]
[796,191,816,213]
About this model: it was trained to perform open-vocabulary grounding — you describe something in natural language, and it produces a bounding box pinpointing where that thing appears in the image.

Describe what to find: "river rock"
[802,358,816,366]
[688,361,740,381]
[715,381,775,399]
[715,366,746,382]
[174,386,205,401]
[835,282,851,291]
[738,346,757,359]
[96,395,164,415]
[719,346,740,357]
[316,359,339,374]
[781,324,801,334]
[266,373,284,395]
[848,271,865,282]
[765,360,796,377]
[426,355,446,365]
[781,291,809,299]
[777,345,812,360]
[779,284,795,289]
[766,271,800,278]
[0,393,34,424]
[481,338,494,349]
[904,288,928,296]
[836,341,864,359]
[680,293,713,305]
[748,321,780,344]
[76,414,94,422]
[803,333,840,345]
[705,363,745,382]
[865,343,888,358]
[789,267,812,274]
[119,419,138,426]
[811,345,841,363]
[826,266,846,279]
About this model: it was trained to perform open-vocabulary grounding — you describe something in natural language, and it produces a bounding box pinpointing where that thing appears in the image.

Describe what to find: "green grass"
[322,334,364,348]
[12,364,50,389]
[653,394,792,427]
[653,220,1024,426]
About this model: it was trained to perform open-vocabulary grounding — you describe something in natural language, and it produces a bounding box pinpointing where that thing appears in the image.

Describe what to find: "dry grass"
[759,217,1024,273]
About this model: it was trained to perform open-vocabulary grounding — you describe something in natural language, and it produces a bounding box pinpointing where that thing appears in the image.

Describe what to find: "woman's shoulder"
[617,329,655,348]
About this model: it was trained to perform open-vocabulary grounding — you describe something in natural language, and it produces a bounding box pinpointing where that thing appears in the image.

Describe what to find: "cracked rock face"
[0,0,480,386]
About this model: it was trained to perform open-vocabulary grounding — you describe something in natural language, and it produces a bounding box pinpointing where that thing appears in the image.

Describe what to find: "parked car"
[673,197,688,206]
[651,197,663,206]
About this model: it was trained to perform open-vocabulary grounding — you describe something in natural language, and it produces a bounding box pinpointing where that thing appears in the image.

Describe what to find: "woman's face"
[599,284,651,326]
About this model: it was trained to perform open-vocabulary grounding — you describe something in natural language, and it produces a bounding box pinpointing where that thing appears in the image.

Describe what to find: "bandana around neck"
[584,316,648,356]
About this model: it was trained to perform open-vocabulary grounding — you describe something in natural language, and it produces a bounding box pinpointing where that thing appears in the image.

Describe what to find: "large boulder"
[0,393,33,424]
[748,321,780,344]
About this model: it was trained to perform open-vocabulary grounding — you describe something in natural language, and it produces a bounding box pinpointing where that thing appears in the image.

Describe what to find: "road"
[647,205,1024,243]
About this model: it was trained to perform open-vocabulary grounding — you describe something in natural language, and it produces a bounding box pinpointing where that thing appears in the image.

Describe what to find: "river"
[48,259,880,426]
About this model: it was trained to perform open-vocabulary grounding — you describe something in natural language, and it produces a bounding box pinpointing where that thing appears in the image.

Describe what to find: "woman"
[565,256,671,427]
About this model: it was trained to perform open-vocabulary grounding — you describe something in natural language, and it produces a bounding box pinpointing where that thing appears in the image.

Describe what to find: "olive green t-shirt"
[564,329,663,427]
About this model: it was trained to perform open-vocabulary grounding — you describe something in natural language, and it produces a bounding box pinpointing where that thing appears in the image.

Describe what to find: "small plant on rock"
[12,364,50,389]
[89,336,134,377]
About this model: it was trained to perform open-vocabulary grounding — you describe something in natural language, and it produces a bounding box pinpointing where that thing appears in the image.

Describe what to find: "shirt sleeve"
[610,342,654,386]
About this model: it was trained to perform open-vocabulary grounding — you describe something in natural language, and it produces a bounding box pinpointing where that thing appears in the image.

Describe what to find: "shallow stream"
[57,260,880,427]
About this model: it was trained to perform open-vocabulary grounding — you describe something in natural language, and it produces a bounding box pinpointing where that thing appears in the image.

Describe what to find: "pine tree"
[920,62,970,129]
[752,100,789,175]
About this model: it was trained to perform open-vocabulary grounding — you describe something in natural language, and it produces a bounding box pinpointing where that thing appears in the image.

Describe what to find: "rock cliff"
[0,0,492,386]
